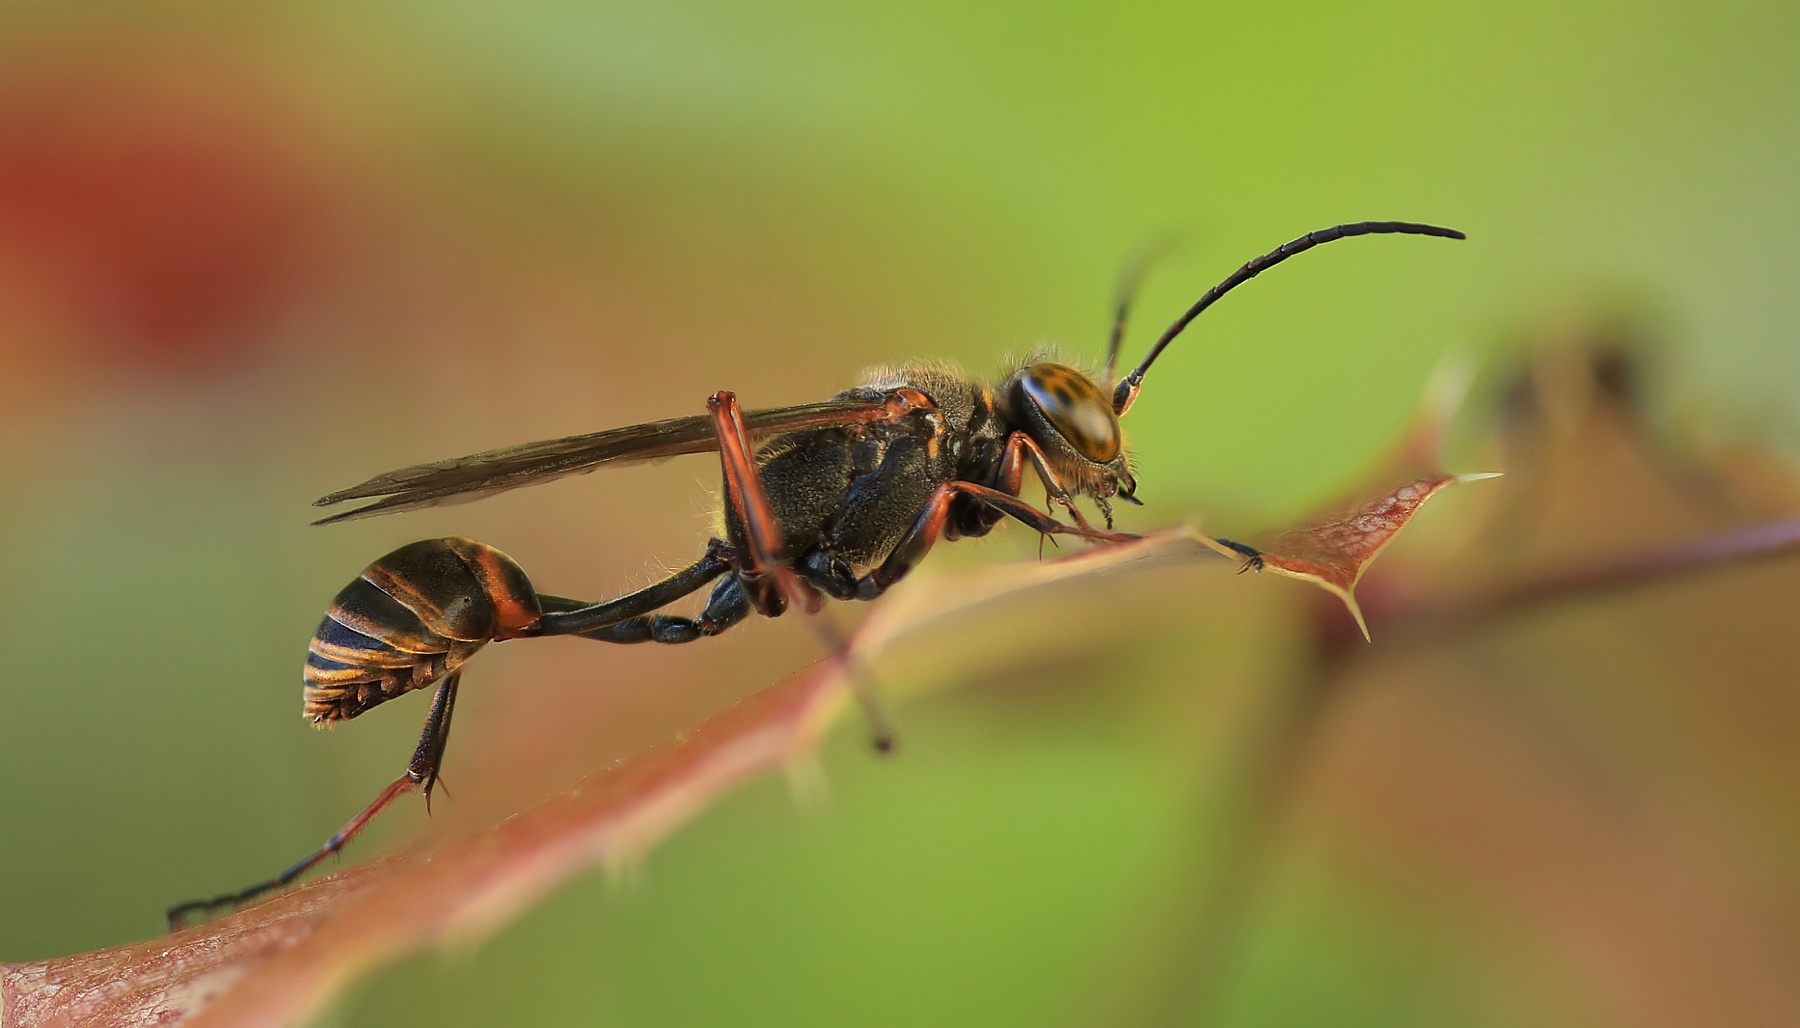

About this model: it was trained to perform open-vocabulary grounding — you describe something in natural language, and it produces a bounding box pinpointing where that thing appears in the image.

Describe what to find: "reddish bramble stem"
[1480,516,1800,617]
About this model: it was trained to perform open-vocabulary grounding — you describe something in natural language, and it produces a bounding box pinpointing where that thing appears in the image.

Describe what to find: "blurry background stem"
[1140,657,1346,1026]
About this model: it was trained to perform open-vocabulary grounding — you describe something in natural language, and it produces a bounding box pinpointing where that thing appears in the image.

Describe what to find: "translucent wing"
[312,398,892,524]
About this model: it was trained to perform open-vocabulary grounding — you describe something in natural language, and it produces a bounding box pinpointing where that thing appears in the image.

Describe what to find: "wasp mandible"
[167,221,1464,928]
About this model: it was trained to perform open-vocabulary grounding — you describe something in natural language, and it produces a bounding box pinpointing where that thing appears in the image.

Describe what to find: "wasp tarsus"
[1214,537,1267,573]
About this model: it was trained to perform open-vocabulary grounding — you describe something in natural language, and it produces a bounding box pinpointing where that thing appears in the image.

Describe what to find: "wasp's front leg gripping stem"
[858,481,1134,599]
[994,431,1094,531]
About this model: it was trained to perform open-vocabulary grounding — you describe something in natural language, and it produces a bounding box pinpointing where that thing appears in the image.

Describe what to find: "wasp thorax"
[1018,362,1122,463]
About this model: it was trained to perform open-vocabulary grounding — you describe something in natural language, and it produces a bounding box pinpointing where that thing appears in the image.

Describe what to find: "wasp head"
[1006,361,1138,503]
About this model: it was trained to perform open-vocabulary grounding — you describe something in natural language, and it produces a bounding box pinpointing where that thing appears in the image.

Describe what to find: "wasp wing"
[313,398,891,524]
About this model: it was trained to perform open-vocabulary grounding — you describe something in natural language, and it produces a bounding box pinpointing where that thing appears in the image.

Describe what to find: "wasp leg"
[528,541,734,638]
[1212,537,1266,573]
[768,550,901,751]
[713,391,910,752]
[859,482,1136,599]
[709,390,824,618]
[166,671,464,931]
[413,669,461,808]
[544,574,753,644]
[995,431,1094,531]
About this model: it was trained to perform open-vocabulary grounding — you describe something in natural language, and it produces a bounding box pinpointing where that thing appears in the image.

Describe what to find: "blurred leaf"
[1200,472,1487,641]
[1199,352,1492,640]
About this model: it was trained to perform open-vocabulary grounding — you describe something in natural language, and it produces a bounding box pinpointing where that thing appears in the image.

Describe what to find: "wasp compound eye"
[1020,363,1122,463]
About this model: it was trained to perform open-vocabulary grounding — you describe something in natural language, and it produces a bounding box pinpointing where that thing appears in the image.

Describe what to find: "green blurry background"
[0,0,1796,1025]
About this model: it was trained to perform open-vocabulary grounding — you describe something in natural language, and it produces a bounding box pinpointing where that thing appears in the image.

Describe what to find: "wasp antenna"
[1110,221,1466,414]
[1100,231,1183,392]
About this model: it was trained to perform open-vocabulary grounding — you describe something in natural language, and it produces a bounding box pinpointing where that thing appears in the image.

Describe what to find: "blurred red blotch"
[0,58,333,372]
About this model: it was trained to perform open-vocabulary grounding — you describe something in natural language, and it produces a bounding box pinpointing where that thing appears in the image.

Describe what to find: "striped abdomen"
[303,538,541,723]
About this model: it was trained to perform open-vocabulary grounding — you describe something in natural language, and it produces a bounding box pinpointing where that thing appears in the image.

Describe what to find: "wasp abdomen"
[303,538,540,724]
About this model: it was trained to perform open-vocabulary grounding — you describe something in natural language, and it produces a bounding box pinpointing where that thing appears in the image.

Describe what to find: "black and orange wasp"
[167,220,1464,928]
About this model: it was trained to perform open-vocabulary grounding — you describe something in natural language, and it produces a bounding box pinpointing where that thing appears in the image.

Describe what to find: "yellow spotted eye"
[1020,363,1122,463]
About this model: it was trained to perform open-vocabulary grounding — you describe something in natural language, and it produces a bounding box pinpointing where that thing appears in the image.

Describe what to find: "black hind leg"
[547,575,753,644]
[528,541,734,638]
[166,670,465,930]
